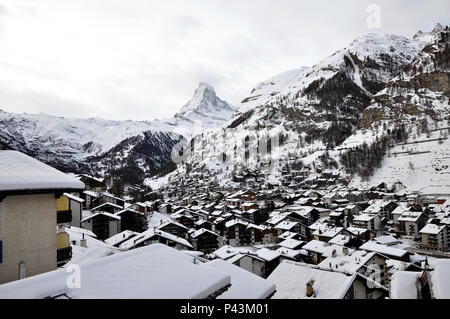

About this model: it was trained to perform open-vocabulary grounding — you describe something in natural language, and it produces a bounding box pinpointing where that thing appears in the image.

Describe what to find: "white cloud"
[0,0,448,121]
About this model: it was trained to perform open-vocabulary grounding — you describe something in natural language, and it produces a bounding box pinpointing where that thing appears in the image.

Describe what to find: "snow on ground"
[349,126,450,194]
[65,227,122,266]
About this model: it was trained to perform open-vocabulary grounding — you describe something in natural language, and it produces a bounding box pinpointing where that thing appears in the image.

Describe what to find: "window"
[0,240,2,264]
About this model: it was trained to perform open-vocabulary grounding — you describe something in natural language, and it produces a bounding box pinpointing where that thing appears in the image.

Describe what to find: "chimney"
[343,247,349,255]
[306,280,315,297]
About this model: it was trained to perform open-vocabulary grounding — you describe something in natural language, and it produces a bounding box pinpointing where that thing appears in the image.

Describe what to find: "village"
[0,149,449,299]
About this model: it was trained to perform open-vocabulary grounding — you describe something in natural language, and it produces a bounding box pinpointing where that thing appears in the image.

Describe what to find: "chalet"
[194,219,214,231]
[78,174,106,192]
[81,212,121,241]
[158,203,172,214]
[92,202,122,214]
[345,227,377,241]
[156,220,189,239]
[190,228,223,252]
[116,209,147,233]
[120,229,193,251]
[0,151,84,284]
[100,192,126,209]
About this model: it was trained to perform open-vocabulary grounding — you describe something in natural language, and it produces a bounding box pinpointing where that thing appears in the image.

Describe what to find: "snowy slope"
[159,25,449,194]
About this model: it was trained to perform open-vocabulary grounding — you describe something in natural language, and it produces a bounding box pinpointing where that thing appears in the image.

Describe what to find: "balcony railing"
[57,210,72,224]
[57,246,72,264]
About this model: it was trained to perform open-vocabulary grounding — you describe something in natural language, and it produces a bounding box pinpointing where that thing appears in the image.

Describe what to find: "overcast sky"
[0,0,448,121]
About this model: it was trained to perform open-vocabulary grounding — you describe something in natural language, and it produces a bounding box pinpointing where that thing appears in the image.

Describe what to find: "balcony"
[57,246,72,265]
[57,210,72,224]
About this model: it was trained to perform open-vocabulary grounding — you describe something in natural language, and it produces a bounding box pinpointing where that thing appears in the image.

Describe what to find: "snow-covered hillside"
[157,24,449,194]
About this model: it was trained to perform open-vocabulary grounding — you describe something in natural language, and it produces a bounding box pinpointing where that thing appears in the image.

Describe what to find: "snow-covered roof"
[81,211,121,223]
[67,226,97,238]
[256,248,281,262]
[207,259,275,299]
[191,228,220,239]
[390,271,421,299]
[92,202,122,211]
[430,259,450,299]
[267,261,356,299]
[0,244,231,299]
[398,211,423,222]
[104,230,139,246]
[360,242,408,258]
[63,193,85,203]
[120,228,193,250]
[116,208,144,216]
[419,223,446,235]
[353,213,376,222]
[328,234,352,246]
[212,245,254,260]
[279,238,305,250]
[374,235,401,246]
[0,151,85,192]
[275,220,298,231]
[83,190,99,198]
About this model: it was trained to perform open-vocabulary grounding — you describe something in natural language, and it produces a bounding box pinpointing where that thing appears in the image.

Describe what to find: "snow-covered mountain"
[154,24,449,194]
[173,82,235,127]
[0,83,235,183]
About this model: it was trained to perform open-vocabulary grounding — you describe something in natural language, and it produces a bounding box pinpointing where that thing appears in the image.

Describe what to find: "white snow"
[267,261,356,299]
[0,151,85,192]
[390,271,421,299]
[430,259,450,299]
[0,244,231,299]
[207,259,275,299]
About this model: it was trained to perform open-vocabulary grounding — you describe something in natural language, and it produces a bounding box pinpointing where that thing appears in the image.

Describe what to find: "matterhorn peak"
[432,23,444,33]
[174,82,235,124]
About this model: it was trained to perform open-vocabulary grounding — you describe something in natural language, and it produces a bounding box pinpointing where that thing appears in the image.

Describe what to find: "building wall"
[56,231,70,249]
[0,194,57,284]
[70,200,82,228]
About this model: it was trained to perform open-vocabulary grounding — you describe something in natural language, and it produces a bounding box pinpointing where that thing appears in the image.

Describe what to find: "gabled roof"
[81,211,121,222]
[191,228,221,239]
[116,208,144,216]
[0,151,84,193]
[92,202,122,211]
